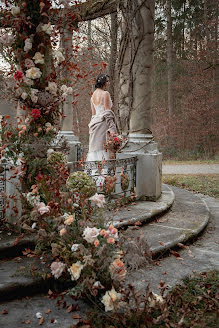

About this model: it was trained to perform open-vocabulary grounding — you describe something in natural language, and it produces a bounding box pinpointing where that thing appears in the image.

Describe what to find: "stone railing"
[70,156,138,198]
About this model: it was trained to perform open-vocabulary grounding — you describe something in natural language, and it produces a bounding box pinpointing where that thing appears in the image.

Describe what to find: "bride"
[86,74,119,162]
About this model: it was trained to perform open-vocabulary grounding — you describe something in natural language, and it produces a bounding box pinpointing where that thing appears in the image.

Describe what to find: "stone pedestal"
[118,133,162,201]
[57,130,80,162]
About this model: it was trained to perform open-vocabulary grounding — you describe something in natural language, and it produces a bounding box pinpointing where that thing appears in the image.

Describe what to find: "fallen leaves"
[39,317,44,325]
[1,309,8,314]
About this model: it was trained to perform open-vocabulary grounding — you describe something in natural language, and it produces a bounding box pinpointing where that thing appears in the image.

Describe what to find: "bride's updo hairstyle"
[95,74,109,89]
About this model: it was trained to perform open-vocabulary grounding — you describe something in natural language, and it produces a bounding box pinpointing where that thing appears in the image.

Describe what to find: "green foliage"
[67,171,96,198]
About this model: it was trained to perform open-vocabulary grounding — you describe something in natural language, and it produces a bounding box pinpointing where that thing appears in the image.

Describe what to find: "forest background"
[0,0,218,160]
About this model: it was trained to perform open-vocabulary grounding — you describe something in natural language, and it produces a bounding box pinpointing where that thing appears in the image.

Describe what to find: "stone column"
[58,28,80,162]
[118,0,162,200]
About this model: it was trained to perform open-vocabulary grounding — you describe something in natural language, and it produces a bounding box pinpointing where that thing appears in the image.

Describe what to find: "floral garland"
[0,0,126,311]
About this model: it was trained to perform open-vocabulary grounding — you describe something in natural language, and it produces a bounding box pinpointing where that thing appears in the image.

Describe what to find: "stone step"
[125,186,210,258]
[108,184,175,227]
[0,233,36,260]
[0,185,210,305]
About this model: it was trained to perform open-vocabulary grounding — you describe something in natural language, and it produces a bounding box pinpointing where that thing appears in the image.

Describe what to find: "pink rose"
[83,226,100,243]
[24,58,35,69]
[50,261,65,279]
[37,202,50,215]
[89,193,105,208]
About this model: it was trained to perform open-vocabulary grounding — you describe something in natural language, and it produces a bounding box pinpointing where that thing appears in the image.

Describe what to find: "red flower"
[31,109,41,119]
[36,172,44,181]
[113,137,118,142]
[13,71,24,80]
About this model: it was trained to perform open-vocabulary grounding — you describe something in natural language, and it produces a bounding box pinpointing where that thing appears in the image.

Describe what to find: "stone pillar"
[118,0,162,200]
[58,28,80,162]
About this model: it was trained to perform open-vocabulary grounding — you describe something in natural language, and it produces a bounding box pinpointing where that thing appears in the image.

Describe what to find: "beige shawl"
[88,110,120,152]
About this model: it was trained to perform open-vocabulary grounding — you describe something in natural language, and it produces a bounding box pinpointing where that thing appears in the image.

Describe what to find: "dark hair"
[95,74,109,89]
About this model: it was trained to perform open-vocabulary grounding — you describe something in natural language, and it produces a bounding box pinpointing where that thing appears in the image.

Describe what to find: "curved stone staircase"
[0,185,217,328]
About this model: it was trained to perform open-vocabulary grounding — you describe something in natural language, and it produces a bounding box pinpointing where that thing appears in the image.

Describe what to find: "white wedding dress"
[86,93,113,189]
[86,93,112,162]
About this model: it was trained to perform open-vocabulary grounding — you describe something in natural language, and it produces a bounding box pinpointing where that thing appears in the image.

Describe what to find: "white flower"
[68,262,84,281]
[42,22,53,35]
[11,6,20,16]
[26,192,40,206]
[149,293,165,307]
[45,122,52,128]
[46,82,57,96]
[54,50,65,64]
[89,193,105,208]
[50,261,66,279]
[71,244,80,252]
[60,84,68,93]
[35,312,43,319]
[83,227,100,244]
[21,92,28,100]
[101,287,122,312]
[0,33,14,46]
[47,148,54,156]
[26,67,42,80]
[31,223,37,229]
[24,38,32,52]
[37,202,50,215]
[33,52,44,65]
[30,88,39,103]
[23,76,34,86]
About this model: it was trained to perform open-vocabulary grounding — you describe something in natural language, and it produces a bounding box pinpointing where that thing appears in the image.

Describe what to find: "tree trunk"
[87,20,92,48]
[109,11,118,104]
[166,0,173,118]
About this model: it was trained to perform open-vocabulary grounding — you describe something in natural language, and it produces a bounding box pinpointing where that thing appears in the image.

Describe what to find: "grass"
[163,159,219,165]
[162,174,219,198]
[86,271,219,328]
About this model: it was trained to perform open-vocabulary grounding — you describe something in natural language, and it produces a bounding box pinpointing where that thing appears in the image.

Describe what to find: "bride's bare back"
[91,89,112,115]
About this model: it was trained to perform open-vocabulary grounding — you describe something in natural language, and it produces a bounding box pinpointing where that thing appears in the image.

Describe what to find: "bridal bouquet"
[104,135,123,153]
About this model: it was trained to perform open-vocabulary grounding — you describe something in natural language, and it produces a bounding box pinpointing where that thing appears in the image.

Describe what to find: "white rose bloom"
[23,76,34,86]
[47,148,54,156]
[11,6,20,16]
[45,122,52,128]
[33,52,44,65]
[26,67,42,80]
[42,22,53,35]
[101,288,122,312]
[71,244,80,252]
[46,82,57,95]
[30,89,39,103]
[67,87,73,94]
[83,227,100,244]
[24,38,32,52]
[26,192,40,207]
[54,50,65,64]
[21,92,28,100]
[60,85,68,93]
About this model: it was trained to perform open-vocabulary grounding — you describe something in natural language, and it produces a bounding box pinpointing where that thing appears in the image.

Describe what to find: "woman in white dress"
[86,74,119,162]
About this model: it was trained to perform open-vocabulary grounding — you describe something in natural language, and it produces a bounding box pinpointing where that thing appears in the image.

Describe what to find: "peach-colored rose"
[94,239,99,247]
[64,214,75,225]
[60,228,67,236]
[109,259,127,281]
[107,237,115,244]
[100,229,107,236]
